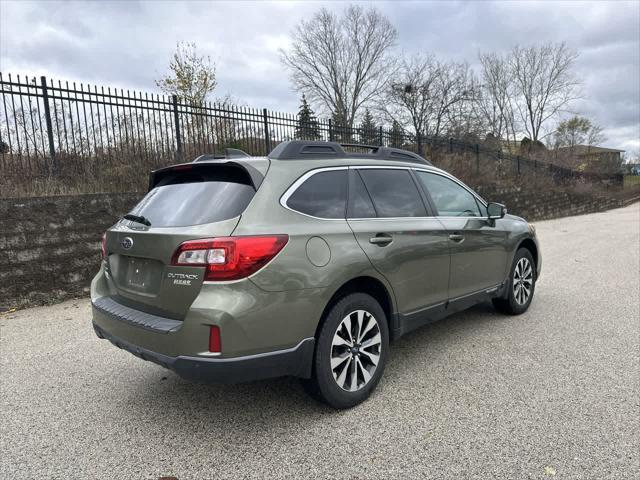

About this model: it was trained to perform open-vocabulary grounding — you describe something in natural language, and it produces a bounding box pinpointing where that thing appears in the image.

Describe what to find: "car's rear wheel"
[493,247,536,315]
[303,293,389,409]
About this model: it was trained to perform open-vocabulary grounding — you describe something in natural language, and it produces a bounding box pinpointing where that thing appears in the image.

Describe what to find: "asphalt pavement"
[1,203,639,479]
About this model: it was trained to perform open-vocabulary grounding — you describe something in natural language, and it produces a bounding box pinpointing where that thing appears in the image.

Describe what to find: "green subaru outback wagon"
[92,141,541,408]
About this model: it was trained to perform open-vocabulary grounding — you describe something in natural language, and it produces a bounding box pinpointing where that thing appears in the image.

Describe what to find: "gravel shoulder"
[1,203,639,479]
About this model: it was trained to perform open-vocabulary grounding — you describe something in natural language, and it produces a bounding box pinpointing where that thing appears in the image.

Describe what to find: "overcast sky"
[1,0,638,153]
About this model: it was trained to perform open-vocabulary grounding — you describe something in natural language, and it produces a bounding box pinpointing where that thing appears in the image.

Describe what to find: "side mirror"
[487,202,507,219]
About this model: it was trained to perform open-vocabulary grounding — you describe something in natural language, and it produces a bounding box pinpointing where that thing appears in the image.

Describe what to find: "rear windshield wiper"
[123,214,152,227]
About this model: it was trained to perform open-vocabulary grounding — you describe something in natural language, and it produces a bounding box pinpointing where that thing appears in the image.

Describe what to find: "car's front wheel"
[304,293,389,409]
[493,247,536,315]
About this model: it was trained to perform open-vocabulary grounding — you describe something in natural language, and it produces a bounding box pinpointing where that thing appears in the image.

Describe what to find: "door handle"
[449,233,465,243]
[369,234,393,246]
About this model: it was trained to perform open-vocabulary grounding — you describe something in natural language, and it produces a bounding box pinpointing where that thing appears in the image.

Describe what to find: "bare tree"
[477,52,518,144]
[156,41,217,105]
[380,54,476,152]
[280,5,397,129]
[381,54,440,151]
[510,42,580,142]
[431,61,476,137]
[444,80,485,141]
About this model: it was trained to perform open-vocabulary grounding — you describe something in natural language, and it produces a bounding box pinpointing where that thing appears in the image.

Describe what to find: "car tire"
[493,247,536,315]
[303,293,389,409]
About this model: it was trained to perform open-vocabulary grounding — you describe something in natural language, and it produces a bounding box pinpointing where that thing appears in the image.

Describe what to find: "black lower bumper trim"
[93,322,315,383]
[92,297,182,333]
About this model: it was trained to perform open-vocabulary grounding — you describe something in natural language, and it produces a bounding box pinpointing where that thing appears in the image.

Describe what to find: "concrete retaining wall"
[0,193,140,308]
[0,188,636,309]
[475,186,635,221]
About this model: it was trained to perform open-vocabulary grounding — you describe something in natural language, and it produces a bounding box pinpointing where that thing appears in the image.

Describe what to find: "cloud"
[1,0,638,151]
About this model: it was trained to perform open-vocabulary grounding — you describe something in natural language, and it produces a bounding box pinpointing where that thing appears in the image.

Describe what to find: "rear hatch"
[103,160,267,319]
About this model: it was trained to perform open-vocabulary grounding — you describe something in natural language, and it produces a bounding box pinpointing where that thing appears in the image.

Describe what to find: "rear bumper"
[92,321,315,383]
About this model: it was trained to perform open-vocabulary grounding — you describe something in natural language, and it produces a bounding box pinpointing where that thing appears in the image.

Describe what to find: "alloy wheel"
[513,257,533,305]
[330,310,381,391]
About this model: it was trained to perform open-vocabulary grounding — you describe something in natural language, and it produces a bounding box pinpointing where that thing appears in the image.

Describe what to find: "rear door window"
[358,169,427,217]
[286,170,347,219]
[129,166,256,227]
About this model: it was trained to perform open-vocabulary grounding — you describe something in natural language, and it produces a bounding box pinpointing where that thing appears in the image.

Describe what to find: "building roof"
[556,145,625,155]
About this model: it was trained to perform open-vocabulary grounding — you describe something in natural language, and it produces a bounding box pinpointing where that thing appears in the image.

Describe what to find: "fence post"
[172,95,182,161]
[379,126,383,146]
[328,119,333,142]
[449,137,453,153]
[475,144,480,173]
[417,133,422,157]
[40,76,57,175]
[262,108,271,153]
[517,155,521,175]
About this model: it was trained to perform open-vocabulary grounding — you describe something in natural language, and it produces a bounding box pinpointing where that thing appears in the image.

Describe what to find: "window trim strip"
[279,166,349,221]
[280,165,490,221]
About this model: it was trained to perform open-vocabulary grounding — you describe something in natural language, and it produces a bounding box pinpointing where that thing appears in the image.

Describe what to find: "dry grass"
[624,175,640,189]
[1,149,172,198]
[0,146,631,200]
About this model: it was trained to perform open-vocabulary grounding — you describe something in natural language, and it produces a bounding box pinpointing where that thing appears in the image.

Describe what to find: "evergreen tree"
[295,94,321,140]
[359,109,379,145]
[331,110,351,143]
[389,120,404,148]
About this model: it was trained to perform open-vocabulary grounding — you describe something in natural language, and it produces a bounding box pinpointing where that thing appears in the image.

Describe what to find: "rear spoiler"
[148,159,266,192]
[193,148,251,161]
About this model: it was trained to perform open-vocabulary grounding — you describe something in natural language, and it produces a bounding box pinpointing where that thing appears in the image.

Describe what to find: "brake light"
[171,235,288,281]
[209,326,221,353]
[172,164,193,171]
[101,233,107,259]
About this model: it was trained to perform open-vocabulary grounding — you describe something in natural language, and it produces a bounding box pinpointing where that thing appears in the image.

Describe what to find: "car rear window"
[286,170,347,219]
[128,166,256,227]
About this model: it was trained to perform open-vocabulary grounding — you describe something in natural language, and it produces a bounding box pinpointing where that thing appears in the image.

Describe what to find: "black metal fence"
[0,73,620,196]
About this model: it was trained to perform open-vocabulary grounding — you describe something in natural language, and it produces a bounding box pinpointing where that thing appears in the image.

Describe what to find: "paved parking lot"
[1,203,639,479]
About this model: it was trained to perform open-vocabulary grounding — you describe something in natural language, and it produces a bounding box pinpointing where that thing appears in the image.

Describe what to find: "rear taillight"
[209,326,221,353]
[171,235,288,281]
[101,233,107,259]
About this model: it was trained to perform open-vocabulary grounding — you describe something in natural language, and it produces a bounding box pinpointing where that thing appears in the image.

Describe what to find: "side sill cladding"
[393,284,505,339]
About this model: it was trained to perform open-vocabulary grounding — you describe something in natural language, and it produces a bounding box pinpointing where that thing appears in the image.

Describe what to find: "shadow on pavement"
[120,302,509,434]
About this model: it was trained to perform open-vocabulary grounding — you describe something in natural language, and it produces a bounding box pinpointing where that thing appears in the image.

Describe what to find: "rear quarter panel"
[232,161,398,332]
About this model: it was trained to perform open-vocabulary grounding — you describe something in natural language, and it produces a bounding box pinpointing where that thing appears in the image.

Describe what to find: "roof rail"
[268,141,431,165]
[193,148,251,162]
